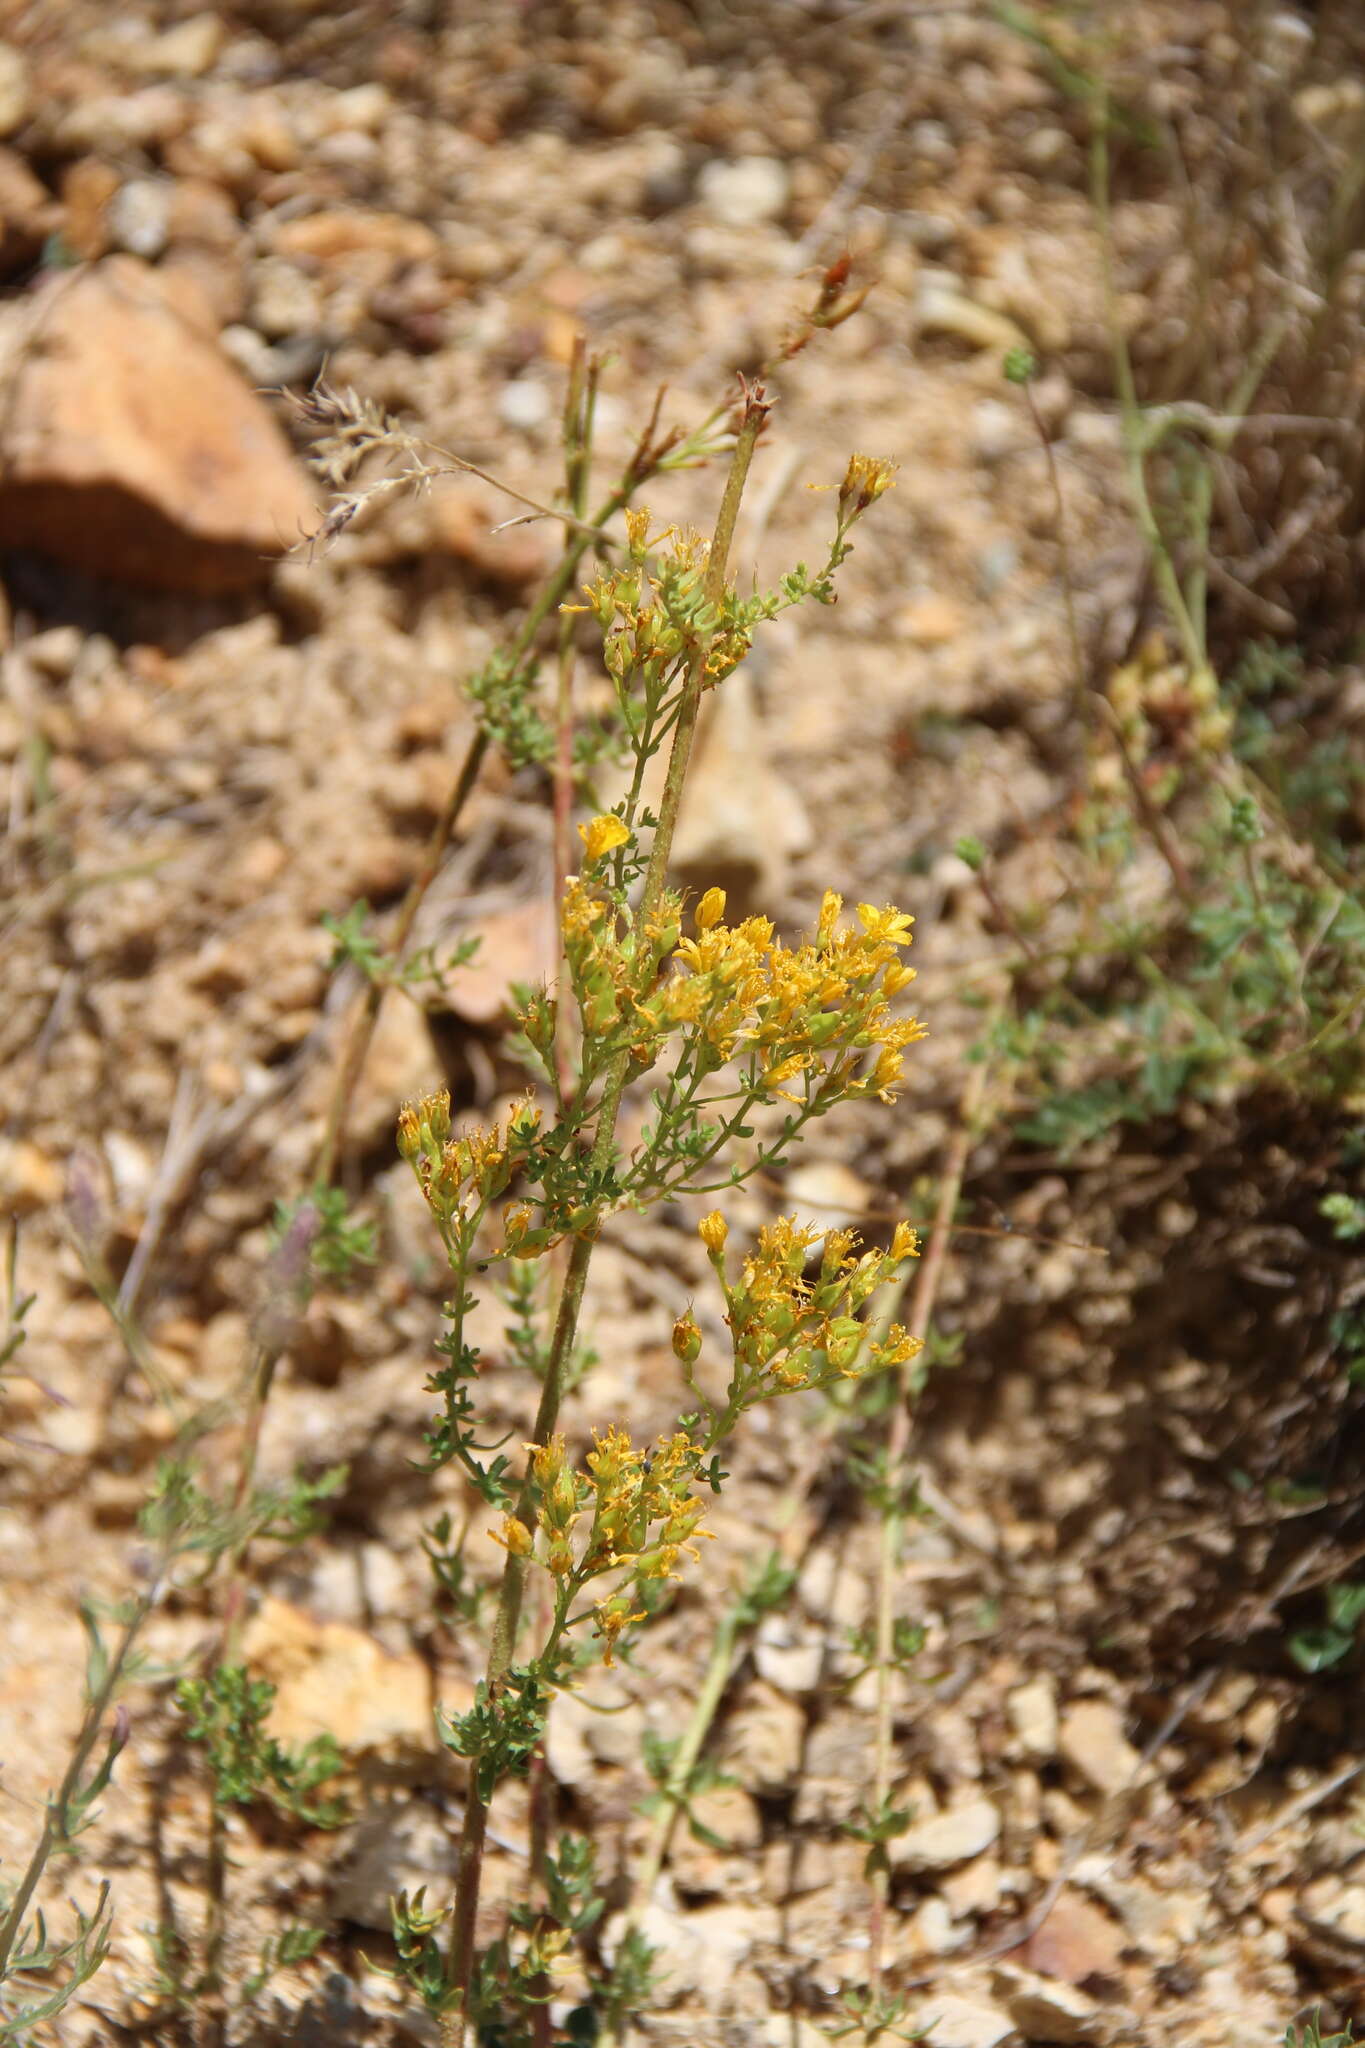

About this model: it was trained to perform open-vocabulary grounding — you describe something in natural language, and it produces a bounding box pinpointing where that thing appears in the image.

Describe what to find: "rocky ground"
[2,3,1364,2045]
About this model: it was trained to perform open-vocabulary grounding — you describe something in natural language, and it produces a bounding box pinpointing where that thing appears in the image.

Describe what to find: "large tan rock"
[241,1596,435,1762]
[0,256,315,591]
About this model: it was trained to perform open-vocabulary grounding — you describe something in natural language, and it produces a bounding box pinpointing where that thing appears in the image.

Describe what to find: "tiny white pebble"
[498,379,553,432]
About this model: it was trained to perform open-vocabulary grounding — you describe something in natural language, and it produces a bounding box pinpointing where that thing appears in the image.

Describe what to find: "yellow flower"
[871,1048,905,1100]
[528,1433,568,1487]
[891,1221,920,1262]
[873,1325,924,1371]
[503,1202,535,1246]
[699,1211,729,1256]
[496,1515,533,1557]
[593,1593,646,1666]
[397,1088,452,1161]
[624,505,652,557]
[579,813,631,864]
[839,454,898,515]
[759,1052,806,1096]
[695,886,726,933]
[587,1424,634,1489]
[856,902,915,947]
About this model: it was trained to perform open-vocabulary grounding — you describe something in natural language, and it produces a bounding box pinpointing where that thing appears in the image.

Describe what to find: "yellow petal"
[696,886,727,933]
[579,814,631,863]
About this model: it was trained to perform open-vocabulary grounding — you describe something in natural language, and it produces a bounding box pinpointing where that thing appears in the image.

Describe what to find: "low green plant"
[0,1453,331,2038]
[1287,2017,1358,2048]
[322,896,482,1003]
[139,1665,348,2029]
[1286,1581,1365,1676]
[1,1156,354,2036]
[975,331,1365,1160]
[176,1665,347,1829]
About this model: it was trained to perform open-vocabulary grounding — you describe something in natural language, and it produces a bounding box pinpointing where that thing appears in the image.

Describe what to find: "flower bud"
[825,1316,864,1372]
[508,1099,542,1144]
[546,1466,580,1527]
[695,887,726,933]
[499,1516,533,1557]
[698,1211,728,1256]
[398,1089,452,1163]
[519,989,557,1055]
[672,1313,702,1364]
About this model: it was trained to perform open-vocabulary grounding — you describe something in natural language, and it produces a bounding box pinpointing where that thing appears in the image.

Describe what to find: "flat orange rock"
[0,255,316,591]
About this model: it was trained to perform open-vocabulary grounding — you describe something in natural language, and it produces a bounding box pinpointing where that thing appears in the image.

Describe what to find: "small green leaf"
[1287,1626,1354,1674]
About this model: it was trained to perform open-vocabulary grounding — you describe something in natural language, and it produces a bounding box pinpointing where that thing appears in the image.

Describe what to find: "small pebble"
[498,378,553,432]
[891,1797,1002,1873]
[697,155,789,228]
[1007,1677,1059,1760]
[1058,1698,1141,1797]
[107,178,172,259]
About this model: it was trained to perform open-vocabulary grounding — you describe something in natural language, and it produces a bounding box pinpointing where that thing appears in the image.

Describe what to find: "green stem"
[227,467,643,1868]
[868,1076,981,1999]
[622,1592,747,1907]
[1021,375,1087,720]
[553,339,598,1107]
[440,386,770,2036]
[1090,100,1205,678]
[0,1576,156,1982]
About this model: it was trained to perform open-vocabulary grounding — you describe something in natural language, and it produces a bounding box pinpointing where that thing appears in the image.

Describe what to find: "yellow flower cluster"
[495,1426,713,1664]
[558,872,682,1050]
[1107,634,1230,765]
[703,1211,921,1398]
[587,1425,711,1583]
[398,1087,542,1238]
[651,888,925,1104]
[569,519,753,690]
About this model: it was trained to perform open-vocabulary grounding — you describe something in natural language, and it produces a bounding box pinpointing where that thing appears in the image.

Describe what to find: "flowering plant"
[386,358,925,2043]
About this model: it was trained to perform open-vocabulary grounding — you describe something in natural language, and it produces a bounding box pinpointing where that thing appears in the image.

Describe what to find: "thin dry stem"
[868,1066,985,1999]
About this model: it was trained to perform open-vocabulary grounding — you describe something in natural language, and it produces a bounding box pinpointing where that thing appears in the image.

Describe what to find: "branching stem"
[439,386,770,2039]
